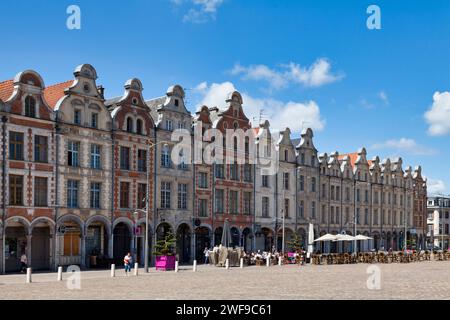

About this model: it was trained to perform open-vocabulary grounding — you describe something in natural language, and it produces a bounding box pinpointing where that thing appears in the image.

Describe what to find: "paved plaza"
[0,261,449,300]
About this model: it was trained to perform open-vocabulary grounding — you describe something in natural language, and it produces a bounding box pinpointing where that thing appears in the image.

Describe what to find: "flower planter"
[155,255,176,271]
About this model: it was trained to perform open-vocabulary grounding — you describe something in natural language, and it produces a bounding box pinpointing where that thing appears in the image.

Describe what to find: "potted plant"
[153,232,176,271]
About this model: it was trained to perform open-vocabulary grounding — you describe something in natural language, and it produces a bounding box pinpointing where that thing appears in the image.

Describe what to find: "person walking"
[124,252,132,276]
[204,247,210,264]
[20,253,28,273]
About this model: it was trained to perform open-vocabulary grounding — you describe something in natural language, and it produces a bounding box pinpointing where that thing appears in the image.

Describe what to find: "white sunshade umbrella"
[354,235,373,241]
[333,234,355,242]
[314,234,337,242]
[307,223,314,254]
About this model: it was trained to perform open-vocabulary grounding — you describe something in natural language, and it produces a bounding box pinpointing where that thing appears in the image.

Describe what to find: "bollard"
[111,264,116,277]
[175,261,179,273]
[26,268,32,283]
[240,258,244,269]
[266,257,270,267]
[193,260,197,272]
[225,259,230,269]
[278,257,282,266]
[57,266,63,281]
[134,263,139,276]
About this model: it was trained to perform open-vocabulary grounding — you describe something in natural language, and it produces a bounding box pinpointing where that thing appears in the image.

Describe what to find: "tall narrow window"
[120,146,130,170]
[230,163,239,180]
[126,117,133,133]
[165,120,173,131]
[91,144,101,169]
[9,132,24,160]
[136,119,143,135]
[243,192,252,215]
[198,199,208,217]
[34,177,47,207]
[299,175,304,191]
[262,197,269,218]
[284,199,290,218]
[178,183,188,209]
[230,191,239,214]
[25,96,36,117]
[120,182,130,208]
[311,177,316,192]
[137,183,147,209]
[67,180,79,208]
[34,135,48,163]
[215,164,224,178]
[244,164,252,182]
[90,182,101,209]
[68,141,80,167]
[138,149,147,172]
[262,175,269,187]
[215,189,224,213]
[91,113,98,128]
[283,172,290,190]
[161,182,171,209]
[74,110,81,125]
[161,145,171,168]
[9,175,23,206]
[198,172,208,188]
[299,201,304,218]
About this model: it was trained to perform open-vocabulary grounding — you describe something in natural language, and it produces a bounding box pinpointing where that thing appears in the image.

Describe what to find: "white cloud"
[195,81,325,133]
[171,0,224,23]
[230,64,287,90]
[379,91,389,105]
[230,58,343,90]
[425,91,450,136]
[427,178,446,195]
[371,138,437,156]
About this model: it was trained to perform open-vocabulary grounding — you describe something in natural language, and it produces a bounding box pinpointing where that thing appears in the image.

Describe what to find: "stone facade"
[0,64,429,274]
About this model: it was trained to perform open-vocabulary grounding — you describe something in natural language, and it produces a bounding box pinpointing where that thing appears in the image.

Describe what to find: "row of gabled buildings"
[0,64,428,273]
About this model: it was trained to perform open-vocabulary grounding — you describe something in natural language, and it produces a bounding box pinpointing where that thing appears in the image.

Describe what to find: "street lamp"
[136,140,169,273]
[132,210,139,264]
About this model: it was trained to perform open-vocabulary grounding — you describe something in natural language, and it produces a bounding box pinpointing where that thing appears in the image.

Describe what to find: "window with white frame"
[68,141,80,167]
[178,183,188,209]
[161,182,171,209]
[91,144,101,169]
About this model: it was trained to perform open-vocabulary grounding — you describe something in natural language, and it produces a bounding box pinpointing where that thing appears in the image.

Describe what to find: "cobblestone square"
[1,261,449,300]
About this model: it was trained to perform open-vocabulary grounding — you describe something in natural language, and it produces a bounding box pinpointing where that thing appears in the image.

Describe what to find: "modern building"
[427,195,450,249]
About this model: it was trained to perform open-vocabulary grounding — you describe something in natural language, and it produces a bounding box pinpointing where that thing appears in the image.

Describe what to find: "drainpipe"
[274,172,278,251]
[252,162,256,251]
[110,127,115,259]
[1,115,7,274]
[53,121,60,271]
[192,131,196,262]
[212,162,215,247]
[152,126,157,266]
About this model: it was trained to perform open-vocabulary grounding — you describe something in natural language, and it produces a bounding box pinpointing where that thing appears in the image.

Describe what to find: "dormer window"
[126,117,133,133]
[284,150,288,161]
[25,96,36,118]
[132,98,138,105]
[74,110,82,125]
[136,119,143,135]
[174,99,179,107]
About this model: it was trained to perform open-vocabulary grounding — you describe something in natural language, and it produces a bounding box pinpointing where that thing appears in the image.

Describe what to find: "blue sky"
[0,0,449,194]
